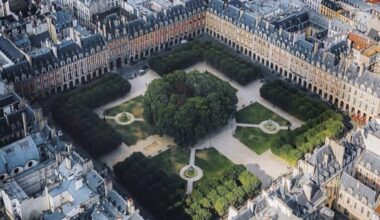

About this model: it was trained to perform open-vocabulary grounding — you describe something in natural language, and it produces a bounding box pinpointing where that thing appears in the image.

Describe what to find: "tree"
[143,70,237,146]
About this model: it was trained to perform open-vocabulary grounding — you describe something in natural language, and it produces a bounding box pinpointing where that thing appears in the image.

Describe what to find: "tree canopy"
[143,70,238,146]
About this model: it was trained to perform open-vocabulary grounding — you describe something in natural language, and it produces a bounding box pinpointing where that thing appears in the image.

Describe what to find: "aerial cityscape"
[0,0,379,219]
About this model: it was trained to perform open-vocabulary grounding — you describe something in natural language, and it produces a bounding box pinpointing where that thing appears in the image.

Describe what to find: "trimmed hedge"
[52,74,131,157]
[114,152,187,219]
[149,40,262,85]
[114,154,261,220]
[260,80,345,165]
[184,165,261,219]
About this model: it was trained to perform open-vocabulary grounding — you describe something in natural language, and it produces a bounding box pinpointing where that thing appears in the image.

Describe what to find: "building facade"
[204,0,380,121]
[1,0,380,121]
[1,34,109,96]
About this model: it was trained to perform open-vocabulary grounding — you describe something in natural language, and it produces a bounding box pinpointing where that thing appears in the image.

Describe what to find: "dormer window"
[366,163,371,170]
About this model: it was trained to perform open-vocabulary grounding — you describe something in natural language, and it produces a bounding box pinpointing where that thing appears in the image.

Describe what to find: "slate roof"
[321,0,342,11]
[30,48,59,74]
[359,151,380,174]
[99,0,205,40]
[56,40,81,61]
[30,32,51,49]
[53,10,73,31]
[0,135,40,174]
[0,37,24,63]
[340,172,376,206]
[367,29,380,42]
[86,169,104,193]
[1,33,107,82]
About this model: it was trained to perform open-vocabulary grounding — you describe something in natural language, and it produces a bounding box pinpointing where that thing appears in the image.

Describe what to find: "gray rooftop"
[340,172,376,207]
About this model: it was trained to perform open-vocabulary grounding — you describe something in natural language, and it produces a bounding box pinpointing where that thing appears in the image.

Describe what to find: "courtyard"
[94,62,302,185]
[91,56,305,219]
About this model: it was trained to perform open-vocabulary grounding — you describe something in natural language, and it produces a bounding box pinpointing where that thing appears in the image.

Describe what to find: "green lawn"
[234,127,287,154]
[105,96,144,118]
[150,147,234,188]
[151,147,189,180]
[106,120,155,146]
[105,96,155,146]
[235,102,289,126]
[195,148,234,187]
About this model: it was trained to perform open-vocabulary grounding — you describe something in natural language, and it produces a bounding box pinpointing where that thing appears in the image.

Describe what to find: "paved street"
[101,135,174,169]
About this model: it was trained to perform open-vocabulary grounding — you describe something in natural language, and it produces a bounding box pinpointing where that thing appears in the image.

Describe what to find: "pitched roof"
[340,172,376,206]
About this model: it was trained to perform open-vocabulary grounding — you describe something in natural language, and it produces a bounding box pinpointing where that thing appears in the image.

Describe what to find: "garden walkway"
[180,148,203,194]
[236,122,294,131]
[96,63,299,187]
[186,63,298,187]
[94,70,161,117]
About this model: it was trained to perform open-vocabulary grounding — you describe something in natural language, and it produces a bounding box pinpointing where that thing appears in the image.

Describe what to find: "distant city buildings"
[228,119,380,220]
[0,0,378,122]
[0,0,379,219]
[0,90,44,146]
[0,118,143,220]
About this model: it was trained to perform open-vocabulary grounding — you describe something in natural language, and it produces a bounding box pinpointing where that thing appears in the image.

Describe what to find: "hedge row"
[114,152,186,219]
[52,74,131,157]
[149,40,261,85]
[184,165,261,219]
[114,154,261,220]
[260,80,345,165]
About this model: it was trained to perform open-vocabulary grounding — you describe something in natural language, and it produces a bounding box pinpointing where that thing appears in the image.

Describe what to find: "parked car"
[181,39,188,44]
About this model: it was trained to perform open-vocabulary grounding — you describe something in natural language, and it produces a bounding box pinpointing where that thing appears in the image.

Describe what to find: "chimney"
[50,127,56,139]
[255,15,261,28]
[65,157,71,170]
[329,138,345,167]
[127,198,136,214]
[239,7,244,18]
[75,177,83,190]
[313,41,319,55]
[303,182,313,202]
[279,26,283,36]
[227,206,239,220]
[22,112,27,137]
[359,63,365,76]
[247,199,254,212]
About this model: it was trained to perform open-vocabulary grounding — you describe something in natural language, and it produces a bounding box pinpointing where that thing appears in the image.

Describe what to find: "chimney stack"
[22,112,27,137]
